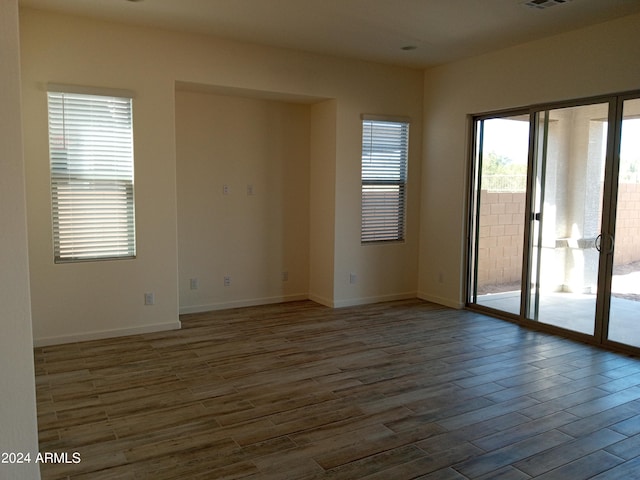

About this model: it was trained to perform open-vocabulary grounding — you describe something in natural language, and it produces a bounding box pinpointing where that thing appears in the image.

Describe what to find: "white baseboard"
[417,292,464,309]
[179,293,309,314]
[33,320,182,347]
[180,292,422,312]
[307,293,334,307]
[32,293,461,346]
[332,291,417,308]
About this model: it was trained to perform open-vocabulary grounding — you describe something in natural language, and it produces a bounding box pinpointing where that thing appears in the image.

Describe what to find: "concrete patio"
[477,268,640,348]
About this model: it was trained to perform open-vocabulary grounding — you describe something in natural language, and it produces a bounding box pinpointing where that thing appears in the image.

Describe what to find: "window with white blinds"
[361,118,409,243]
[47,91,136,263]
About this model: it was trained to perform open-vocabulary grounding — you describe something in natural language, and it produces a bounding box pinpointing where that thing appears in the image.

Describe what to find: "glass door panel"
[530,103,609,335]
[608,98,640,347]
[471,116,529,315]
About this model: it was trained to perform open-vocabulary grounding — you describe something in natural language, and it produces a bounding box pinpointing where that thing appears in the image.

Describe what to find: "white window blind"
[361,118,409,243]
[47,91,136,262]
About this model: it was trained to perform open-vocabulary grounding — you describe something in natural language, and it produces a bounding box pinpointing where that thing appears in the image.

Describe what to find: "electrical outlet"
[222,184,230,195]
[190,278,199,290]
[144,292,155,305]
[247,184,254,196]
[349,273,357,285]
[224,275,231,287]
[282,271,289,282]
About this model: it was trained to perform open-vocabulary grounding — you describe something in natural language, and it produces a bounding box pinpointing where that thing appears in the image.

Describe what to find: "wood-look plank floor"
[34,299,640,479]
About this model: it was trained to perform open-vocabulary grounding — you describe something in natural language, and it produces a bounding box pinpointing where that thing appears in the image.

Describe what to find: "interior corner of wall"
[417,291,463,310]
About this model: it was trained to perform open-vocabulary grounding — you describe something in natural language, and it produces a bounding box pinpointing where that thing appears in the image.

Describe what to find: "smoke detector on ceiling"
[523,0,573,9]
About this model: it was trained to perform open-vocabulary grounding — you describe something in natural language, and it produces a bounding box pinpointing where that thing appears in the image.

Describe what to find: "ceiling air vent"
[524,0,572,9]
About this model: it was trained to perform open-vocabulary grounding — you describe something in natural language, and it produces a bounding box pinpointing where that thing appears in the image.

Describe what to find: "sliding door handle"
[608,234,615,255]
[595,234,615,254]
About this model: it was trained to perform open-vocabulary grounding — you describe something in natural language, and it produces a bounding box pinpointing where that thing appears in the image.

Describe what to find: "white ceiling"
[18,0,640,68]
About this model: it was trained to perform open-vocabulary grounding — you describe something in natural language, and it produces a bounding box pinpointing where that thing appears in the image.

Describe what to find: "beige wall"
[19,8,423,343]
[333,105,422,307]
[419,13,640,308]
[309,100,338,305]
[176,90,311,312]
[0,0,41,478]
[21,10,182,345]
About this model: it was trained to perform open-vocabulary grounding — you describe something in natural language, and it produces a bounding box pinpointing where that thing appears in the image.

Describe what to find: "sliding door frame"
[600,92,640,352]
[466,89,640,356]
[466,107,531,321]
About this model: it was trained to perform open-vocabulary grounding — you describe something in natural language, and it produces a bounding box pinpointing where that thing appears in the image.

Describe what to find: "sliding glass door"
[470,114,529,315]
[529,102,609,336]
[468,92,640,353]
[607,97,640,348]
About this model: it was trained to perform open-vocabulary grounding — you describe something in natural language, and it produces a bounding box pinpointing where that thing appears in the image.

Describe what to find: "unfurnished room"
[2,0,640,478]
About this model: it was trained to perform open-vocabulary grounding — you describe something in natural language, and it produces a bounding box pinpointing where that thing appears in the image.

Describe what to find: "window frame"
[47,87,136,263]
[360,115,410,244]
